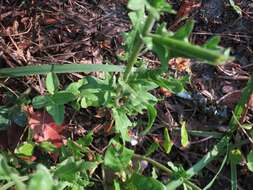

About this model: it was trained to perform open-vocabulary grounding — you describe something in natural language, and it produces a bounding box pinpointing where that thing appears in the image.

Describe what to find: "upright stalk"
[123,14,156,82]
[115,13,156,105]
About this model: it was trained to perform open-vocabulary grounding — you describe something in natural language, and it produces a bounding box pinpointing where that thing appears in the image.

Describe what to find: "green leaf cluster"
[0,152,98,190]
[32,72,76,125]
[104,139,134,171]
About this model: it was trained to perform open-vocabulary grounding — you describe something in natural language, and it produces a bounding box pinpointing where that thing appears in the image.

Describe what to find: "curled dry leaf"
[169,57,191,72]
[170,0,201,29]
[177,0,201,16]
[159,87,173,97]
[25,106,66,148]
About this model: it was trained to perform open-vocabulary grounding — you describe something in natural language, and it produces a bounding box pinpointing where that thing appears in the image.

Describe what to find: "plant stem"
[172,127,223,139]
[115,13,156,105]
[133,154,173,175]
[148,34,231,64]
[133,154,202,190]
[123,14,156,82]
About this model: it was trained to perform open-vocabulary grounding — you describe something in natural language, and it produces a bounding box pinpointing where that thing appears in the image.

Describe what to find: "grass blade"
[166,136,229,189]
[172,128,223,139]
[203,148,228,190]
[230,163,237,190]
[0,64,125,78]
[229,73,253,129]
[141,104,157,135]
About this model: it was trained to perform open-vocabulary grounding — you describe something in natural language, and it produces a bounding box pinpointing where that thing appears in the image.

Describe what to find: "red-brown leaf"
[170,0,201,29]
[176,0,201,18]
[26,106,65,148]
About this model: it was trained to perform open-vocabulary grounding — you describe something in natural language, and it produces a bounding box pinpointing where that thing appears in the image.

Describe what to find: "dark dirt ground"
[1,0,253,189]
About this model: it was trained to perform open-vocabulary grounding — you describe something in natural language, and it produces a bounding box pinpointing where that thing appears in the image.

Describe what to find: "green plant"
[2,0,251,190]
[31,0,230,139]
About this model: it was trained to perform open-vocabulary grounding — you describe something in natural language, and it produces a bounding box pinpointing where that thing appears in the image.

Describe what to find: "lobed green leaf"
[15,142,35,157]
[112,108,132,142]
[46,105,65,125]
[104,139,134,171]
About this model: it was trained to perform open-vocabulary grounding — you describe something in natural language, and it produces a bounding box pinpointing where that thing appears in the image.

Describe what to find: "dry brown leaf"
[26,106,65,148]
[176,0,201,19]
[169,57,191,72]
[159,87,173,97]
[170,0,201,29]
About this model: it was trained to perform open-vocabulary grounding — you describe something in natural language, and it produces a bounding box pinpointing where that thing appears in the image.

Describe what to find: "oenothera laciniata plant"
[30,0,230,187]
[31,0,230,139]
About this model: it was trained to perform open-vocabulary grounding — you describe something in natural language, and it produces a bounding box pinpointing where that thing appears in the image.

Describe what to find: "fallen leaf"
[159,87,172,97]
[170,0,201,29]
[179,0,201,15]
[169,57,191,72]
[25,106,65,148]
